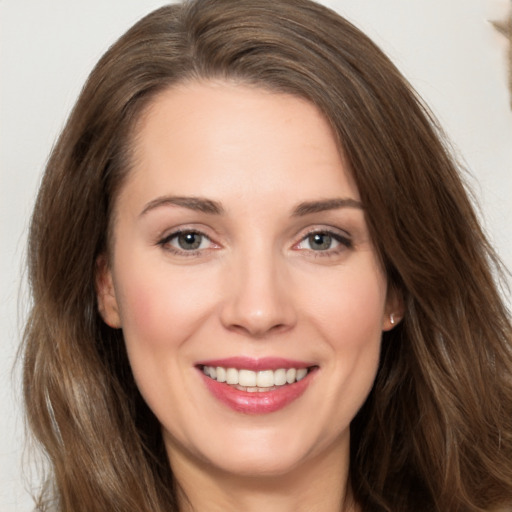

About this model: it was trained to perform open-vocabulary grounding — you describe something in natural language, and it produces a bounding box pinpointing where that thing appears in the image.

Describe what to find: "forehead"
[121,81,359,211]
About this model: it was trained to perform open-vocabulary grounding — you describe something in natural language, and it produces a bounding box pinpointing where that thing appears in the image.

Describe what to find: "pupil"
[310,233,331,250]
[178,232,201,250]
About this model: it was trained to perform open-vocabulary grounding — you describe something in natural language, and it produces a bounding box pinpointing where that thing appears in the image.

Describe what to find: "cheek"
[302,260,387,344]
[332,268,386,370]
[335,275,386,398]
[300,258,386,405]
[111,266,217,416]
[113,262,217,354]
[340,278,386,343]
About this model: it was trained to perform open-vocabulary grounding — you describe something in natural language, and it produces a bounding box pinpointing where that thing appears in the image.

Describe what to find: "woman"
[22,0,512,511]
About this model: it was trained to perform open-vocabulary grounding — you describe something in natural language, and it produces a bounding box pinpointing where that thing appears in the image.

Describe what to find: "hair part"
[23,1,512,511]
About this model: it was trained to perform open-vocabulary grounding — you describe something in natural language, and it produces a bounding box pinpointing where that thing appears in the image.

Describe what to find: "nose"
[219,250,297,338]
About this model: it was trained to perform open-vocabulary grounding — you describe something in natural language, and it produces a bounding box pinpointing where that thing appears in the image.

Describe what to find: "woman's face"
[97,82,400,480]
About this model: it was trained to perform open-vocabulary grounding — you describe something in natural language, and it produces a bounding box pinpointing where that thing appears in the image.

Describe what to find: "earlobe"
[95,254,121,329]
[382,286,405,331]
[383,313,401,331]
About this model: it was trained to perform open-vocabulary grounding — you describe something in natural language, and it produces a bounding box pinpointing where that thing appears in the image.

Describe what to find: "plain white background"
[1,0,511,510]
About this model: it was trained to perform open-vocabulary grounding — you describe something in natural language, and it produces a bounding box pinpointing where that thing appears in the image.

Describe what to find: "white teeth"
[296,368,308,381]
[274,368,287,386]
[256,370,274,388]
[226,368,239,385]
[239,369,257,387]
[286,368,297,384]
[216,366,226,383]
[202,365,311,388]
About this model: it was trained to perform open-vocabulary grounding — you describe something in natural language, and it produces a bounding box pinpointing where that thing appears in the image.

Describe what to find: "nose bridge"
[220,239,296,337]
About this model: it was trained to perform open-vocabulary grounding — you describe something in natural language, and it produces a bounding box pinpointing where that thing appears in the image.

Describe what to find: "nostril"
[218,268,298,337]
[226,320,292,339]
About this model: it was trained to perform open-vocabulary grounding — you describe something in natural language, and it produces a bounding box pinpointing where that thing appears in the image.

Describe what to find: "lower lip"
[200,370,315,414]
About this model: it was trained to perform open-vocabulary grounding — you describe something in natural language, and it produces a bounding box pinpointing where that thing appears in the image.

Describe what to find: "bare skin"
[97,81,401,512]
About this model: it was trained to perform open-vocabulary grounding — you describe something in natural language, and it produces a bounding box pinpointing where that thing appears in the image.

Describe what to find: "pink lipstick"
[197,357,317,414]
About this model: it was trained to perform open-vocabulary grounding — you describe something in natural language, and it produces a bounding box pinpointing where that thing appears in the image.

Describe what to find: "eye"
[304,232,335,251]
[295,230,352,253]
[159,230,214,253]
[174,232,207,250]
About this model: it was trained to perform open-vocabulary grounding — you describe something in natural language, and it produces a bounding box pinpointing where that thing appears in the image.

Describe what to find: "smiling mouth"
[200,365,317,393]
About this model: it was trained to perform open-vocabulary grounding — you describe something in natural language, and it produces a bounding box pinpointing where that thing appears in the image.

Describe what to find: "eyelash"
[157,229,216,257]
[294,228,353,257]
[157,227,353,257]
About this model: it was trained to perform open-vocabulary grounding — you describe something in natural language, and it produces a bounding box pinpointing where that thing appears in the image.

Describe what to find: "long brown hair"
[23,0,512,510]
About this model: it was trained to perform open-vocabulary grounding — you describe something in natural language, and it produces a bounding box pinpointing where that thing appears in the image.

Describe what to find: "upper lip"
[196,356,315,371]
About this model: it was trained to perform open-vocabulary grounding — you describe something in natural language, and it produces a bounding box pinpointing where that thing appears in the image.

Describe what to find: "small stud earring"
[390,313,395,325]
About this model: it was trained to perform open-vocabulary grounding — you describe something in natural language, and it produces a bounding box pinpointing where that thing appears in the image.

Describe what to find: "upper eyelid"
[160,228,207,242]
[155,224,353,248]
[157,229,218,257]
[293,226,354,252]
[160,232,218,254]
[297,225,352,240]
[157,225,217,243]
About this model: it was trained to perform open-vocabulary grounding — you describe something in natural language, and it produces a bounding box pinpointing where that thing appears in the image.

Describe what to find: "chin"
[212,449,306,478]
[166,417,350,482]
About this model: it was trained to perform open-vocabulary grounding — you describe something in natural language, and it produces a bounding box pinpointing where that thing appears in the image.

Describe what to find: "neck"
[169,435,358,512]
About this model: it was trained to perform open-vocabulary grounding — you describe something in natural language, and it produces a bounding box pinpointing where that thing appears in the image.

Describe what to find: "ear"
[382,285,405,331]
[95,254,121,329]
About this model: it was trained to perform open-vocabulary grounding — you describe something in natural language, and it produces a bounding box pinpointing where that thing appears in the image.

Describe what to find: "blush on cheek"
[118,278,172,349]
[320,292,385,347]
[343,271,387,334]
[118,271,214,351]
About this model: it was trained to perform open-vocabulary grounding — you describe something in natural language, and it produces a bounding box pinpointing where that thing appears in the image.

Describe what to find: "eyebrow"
[139,196,224,216]
[292,198,363,216]
[139,195,363,218]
